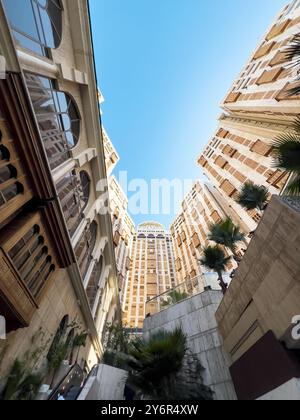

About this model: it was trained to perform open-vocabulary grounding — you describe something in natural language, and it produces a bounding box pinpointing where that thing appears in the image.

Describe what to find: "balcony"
[266,19,291,41]
[256,67,283,85]
[250,140,273,157]
[0,117,33,226]
[253,41,275,59]
[220,179,237,198]
[192,232,201,249]
[0,211,56,332]
[198,155,208,168]
[216,128,229,139]
[224,92,241,104]
[215,156,228,169]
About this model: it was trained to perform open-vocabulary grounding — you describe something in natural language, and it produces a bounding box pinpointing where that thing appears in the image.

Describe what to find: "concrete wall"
[143,289,237,400]
[216,196,300,364]
[78,364,128,401]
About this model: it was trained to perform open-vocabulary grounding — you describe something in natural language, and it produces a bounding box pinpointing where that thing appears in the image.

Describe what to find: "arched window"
[80,171,91,211]
[25,73,81,170]
[47,315,69,362]
[3,0,63,57]
[56,171,83,237]
[65,328,75,364]
[86,256,104,310]
[75,221,98,280]
[0,131,25,209]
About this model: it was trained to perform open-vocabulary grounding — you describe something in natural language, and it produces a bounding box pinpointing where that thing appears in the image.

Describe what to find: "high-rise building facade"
[198,2,300,232]
[124,222,177,330]
[222,1,300,117]
[0,0,120,389]
[198,114,290,231]
[109,176,135,307]
[171,181,246,284]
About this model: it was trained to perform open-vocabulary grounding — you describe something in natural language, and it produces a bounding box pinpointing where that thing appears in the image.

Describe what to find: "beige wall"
[0,0,120,390]
[222,2,300,116]
[171,181,241,284]
[0,268,98,388]
[198,115,290,232]
[216,196,300,364]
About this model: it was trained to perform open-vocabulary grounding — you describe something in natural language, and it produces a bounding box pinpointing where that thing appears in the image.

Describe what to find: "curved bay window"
[0,142,24,208]
[75,221,98,280]
[79,171,91,211]
[7,215,56,299]
[57,171,83,237]
[3,0,63,57]
[0,120,33,226]
[57,169,91,237]
[86,256,103,310]
[25,73,80,170]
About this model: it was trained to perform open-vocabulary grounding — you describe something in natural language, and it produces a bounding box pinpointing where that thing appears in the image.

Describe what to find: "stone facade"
[144,289,237,400]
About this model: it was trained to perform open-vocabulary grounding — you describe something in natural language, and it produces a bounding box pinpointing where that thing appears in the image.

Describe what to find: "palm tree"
[127,328,213,400]
[208,217,245,262]
[236,182,269,212]
[272,117,300,195]
[200,246,231,294]
[285,35,300,96]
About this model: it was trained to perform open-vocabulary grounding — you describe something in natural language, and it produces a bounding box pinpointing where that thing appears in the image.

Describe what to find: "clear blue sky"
[90,0,288,228]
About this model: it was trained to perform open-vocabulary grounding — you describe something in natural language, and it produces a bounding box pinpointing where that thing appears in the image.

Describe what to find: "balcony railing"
[145,272,230,316]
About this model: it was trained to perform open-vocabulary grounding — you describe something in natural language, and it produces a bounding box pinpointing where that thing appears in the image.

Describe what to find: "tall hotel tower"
[198,1,300,232]
[124,222,177,330]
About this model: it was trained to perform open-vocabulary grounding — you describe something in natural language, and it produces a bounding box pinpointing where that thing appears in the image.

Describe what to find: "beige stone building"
[198,115,290,231]
[0,0,120,394]
[198,1,300,232]
[171,181,247,284]
[124,222,177,331]
[222,1,300,117]
[108,176,135,308]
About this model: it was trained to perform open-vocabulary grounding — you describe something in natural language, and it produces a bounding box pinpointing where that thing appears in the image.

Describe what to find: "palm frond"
[236,182,269,211]
[272,132,300,172]
[200,246,231,273]
[285,35,300,64]
[292,116,300,134]
[208,217,245,254]
[285,36,300,97]
[288,83,300,97]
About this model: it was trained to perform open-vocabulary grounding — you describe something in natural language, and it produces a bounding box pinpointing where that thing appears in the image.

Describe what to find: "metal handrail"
[48,364,85,401]
[145,272,229,316]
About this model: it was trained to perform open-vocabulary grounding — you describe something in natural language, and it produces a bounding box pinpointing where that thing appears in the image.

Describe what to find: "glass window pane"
[39,7,56,48]
[3,0,39,39]
[56,92,69,113]
[65,131,76,148]
[61,114,71,131]
[13,31,43,55]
